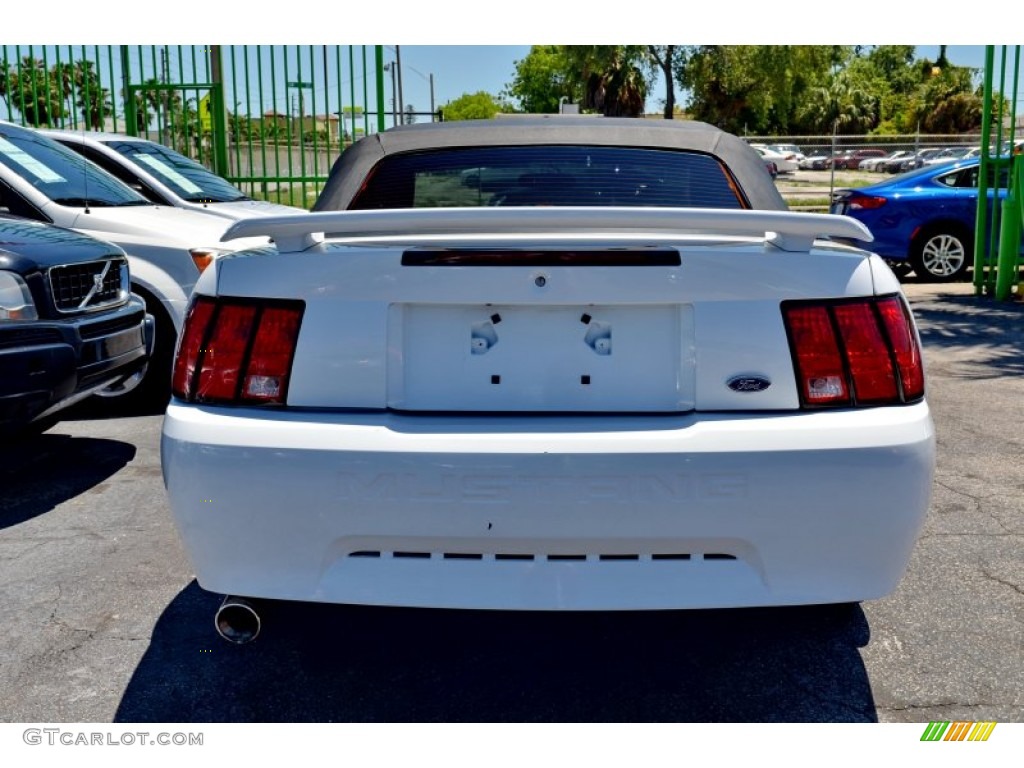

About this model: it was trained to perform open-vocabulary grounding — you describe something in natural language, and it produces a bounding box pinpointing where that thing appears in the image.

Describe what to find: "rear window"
[349,146,747,210]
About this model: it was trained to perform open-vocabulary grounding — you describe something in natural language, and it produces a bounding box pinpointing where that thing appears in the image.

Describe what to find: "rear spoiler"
[221,207,873,254]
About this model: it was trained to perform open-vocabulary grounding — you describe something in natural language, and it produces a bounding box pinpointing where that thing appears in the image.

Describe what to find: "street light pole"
[829,119,838,201]
[383,62,397,127]
[395,45,405,126]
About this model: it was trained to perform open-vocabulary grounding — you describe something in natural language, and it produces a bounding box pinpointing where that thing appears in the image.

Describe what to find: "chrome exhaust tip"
[215,596,261,644]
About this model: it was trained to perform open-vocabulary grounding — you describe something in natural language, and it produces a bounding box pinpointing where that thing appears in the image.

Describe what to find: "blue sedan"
[831,158,1006,281]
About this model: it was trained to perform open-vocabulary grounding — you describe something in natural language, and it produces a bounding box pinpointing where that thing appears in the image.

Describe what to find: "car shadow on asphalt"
[0,434,136,530]
[909,293,1024,379]
[115,581,876,722]
[61,395,170,421]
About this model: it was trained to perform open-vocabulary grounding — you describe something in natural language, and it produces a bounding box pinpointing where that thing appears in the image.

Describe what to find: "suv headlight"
[119,260,131,303]
[0,271,38,321]
[189,247,233,273]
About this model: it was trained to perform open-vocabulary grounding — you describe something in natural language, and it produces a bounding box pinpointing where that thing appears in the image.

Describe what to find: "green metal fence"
[975,45,1022,300]
[0,45,389,209]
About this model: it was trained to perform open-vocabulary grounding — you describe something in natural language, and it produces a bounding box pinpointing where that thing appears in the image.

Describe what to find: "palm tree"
[3,57,69,127]
[801,74,877,134]
[563,46,649,117]
[70,62,112,130]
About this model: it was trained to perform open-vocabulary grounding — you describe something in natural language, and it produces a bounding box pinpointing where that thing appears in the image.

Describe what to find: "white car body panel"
[163,207,936,611]
[44,203,266,329]
[191,198,304,220]
[2,162,266,329]
[43,130,304,222]
[162,402,934,609]
[861,150,914,172]
[750,144,799,173]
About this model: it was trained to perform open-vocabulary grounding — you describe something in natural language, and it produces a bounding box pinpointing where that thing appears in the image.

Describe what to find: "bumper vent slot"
[79,310,146,341]
[0,327,63,349]
[347,550,738,563]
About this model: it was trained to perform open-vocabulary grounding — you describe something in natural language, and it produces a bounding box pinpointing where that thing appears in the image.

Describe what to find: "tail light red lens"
[784,306,850,405]
[848,195,887,210]
[783,295,924,408]
[833,303,898,402]
[877,297,925,401]
[243,307,304,403]
[171,297,215,398]
[172,296,304,405]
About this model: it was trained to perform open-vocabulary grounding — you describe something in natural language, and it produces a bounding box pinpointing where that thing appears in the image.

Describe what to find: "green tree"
[798,73,878,135]
[648,45,680,119]
[257,119,285,143]
[65,61,112,129]
[865,46,919,95]
[682,45,846,134]
[840,50,905,133]
[441,91,503,121]
[920,64,982,132]
[680,46,762,133]
[562,46,650,117]
[229,108,253,142]
[129,78,202,148]
[505,45,571,113]
[0,57,69,126]
[0,58,114,131]
[506,45,653,117]
[925,91,983,133]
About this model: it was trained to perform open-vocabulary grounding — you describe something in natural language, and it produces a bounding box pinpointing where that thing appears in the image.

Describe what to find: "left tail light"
[172,296,304,405]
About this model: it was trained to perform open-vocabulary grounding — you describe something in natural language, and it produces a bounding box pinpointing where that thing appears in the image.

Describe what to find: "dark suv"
[0,215,153,437]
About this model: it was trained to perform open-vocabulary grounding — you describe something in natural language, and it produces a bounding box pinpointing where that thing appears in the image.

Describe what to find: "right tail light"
[782,295,924,408]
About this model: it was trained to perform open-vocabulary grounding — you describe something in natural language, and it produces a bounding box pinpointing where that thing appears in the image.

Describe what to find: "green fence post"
[121,46,137,136]
[994,154,1022,301]
[975,47,995,294]
[375,46,385,133]
[209,45,229,178]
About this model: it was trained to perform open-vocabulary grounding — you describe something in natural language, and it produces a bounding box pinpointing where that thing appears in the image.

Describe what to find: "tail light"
[782,296,924,408]
[847,195,887,210]
[172,296,304,405]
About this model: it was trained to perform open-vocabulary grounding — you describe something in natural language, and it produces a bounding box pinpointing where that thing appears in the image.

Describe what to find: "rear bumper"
[0,297,152,429]
[161,402,936,610]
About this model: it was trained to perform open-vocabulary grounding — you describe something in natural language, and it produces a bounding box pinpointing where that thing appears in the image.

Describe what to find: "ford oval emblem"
[727,375,772,393]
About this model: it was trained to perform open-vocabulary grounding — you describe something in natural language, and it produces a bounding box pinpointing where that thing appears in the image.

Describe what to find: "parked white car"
[923,146,976,166]
[750,144,798,173]
[0,121,265,403]
[766,143,806,162]
[859,150,914,173]
[43,130,304,222]
[161,119,935,644]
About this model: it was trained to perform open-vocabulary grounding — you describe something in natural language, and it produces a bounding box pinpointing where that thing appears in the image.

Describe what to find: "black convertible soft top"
[313,117,786,212]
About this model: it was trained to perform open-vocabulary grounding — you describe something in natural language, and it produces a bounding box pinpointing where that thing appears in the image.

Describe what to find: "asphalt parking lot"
[1,278,1022,723]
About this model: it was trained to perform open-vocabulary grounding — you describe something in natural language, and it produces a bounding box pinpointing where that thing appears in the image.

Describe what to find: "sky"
[6,2,1018,119]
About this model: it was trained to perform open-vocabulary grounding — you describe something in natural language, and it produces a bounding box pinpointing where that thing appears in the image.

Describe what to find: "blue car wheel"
[912,226,972,281]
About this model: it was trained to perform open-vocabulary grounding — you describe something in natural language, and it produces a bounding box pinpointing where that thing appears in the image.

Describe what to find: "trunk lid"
[211,209,878,413]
